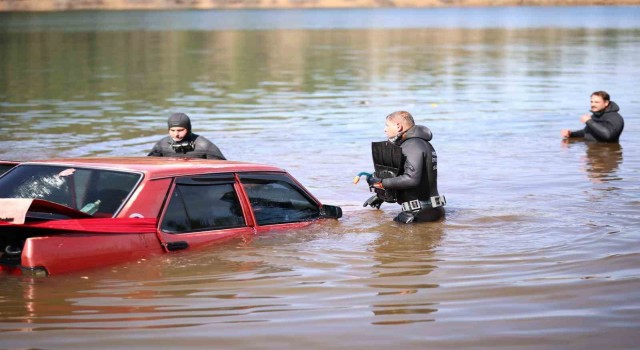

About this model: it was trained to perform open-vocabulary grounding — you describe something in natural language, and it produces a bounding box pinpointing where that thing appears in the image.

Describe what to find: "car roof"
[19,157,286,180]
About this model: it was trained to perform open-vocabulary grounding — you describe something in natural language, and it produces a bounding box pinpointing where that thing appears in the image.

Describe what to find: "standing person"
[363,111,445,224]
[148,113,226,160]
[561,91,624,142]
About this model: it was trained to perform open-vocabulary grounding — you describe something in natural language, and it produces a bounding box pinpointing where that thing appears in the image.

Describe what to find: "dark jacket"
[570,101,624,142]
[148,133,226,160]
[381,125,439,204]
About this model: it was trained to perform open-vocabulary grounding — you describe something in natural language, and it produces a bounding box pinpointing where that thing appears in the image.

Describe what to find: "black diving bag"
[371,141,404,203]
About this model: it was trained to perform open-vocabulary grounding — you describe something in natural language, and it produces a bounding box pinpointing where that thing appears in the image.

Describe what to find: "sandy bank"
[1,0,639,12]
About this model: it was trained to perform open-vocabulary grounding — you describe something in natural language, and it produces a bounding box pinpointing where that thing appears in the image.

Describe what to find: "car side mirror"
[320,204,342,219]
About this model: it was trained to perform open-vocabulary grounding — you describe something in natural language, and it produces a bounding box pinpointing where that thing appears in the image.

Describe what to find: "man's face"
[590,95,609,113]
[169,127,188,142]
[384,119,401,139]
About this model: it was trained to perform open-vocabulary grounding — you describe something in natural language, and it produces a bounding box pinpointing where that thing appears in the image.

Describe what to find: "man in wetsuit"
[148,113,226,160]
[363,111,445,224]
[561,91,624,143]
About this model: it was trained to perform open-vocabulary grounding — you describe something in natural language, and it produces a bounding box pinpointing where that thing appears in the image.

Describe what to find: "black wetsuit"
[570,101,624,142]
[148,133,226,160]
[381,125,444,223]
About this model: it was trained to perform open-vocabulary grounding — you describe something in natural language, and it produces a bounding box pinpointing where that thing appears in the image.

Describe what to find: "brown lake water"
[1,7,639,350]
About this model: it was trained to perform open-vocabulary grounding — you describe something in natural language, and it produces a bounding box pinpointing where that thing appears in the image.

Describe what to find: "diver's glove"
[363,195,384,209]
[366,175,383,189]
[366,175,381,185]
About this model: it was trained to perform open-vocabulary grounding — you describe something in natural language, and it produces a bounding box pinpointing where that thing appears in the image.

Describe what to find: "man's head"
[167,113,192,142]
[384,111,415,140]
[590,91,610,113]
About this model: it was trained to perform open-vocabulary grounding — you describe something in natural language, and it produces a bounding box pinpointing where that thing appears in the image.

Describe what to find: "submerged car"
[0,157,341,276]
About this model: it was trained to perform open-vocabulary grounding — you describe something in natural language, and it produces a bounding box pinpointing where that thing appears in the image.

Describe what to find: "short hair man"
[561,91,624,142]
[363,111,445,223]
[148,113,226,160]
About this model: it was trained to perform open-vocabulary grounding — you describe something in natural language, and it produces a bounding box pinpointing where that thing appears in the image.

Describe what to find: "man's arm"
[563,113,591,139]
[569,128,585,138]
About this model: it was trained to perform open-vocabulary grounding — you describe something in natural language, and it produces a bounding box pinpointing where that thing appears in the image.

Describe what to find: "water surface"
[0,7,639,350]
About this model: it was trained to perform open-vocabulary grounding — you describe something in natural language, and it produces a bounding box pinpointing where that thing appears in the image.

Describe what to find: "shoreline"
[1,0,640,12]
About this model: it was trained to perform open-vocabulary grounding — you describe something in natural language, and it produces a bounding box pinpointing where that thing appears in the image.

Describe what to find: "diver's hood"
[607,101,620,113]
[402,125,433,143]
[593,101,620,118]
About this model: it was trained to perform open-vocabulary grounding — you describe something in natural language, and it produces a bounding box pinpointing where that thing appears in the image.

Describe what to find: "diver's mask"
[170,140,195,153]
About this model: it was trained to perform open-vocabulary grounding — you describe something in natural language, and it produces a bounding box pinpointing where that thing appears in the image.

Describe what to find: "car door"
[237,172,322,233]
[158,173,255,249]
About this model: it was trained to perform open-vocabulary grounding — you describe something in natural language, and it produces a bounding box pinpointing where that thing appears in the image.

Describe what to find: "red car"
[0,157,341,276]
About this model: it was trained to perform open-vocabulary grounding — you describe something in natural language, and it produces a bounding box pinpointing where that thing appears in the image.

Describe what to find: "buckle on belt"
[401,200,422,212]
[401,196,446,212]
[430,195,446,208]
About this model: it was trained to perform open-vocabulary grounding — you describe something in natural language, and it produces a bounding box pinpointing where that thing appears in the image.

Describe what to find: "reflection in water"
[562,140,624,184]
[0,244,278,332]
[582,143,623,184]
[368,222,443,325]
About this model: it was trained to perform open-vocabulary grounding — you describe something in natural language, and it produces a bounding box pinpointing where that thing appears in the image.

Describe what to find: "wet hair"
[167,113,192,131]
[591,91,610,102]
[386,111,415,127]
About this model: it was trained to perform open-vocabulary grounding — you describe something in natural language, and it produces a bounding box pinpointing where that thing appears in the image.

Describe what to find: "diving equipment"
[170,140,196,153]
[371,141,403,203]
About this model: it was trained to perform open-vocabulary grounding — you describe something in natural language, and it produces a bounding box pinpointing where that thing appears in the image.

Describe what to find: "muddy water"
[1,7,639,350]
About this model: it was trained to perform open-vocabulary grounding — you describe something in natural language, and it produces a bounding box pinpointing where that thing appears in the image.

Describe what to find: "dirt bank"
[1,0,639,12]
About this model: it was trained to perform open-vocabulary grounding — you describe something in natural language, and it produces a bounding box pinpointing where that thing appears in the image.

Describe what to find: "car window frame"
[159,173,250,235]
[237,172,322,227]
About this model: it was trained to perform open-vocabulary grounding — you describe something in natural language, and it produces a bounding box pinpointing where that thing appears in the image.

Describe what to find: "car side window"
[161,182,245,233]
[240,173,320,225]
[82,171,140,216]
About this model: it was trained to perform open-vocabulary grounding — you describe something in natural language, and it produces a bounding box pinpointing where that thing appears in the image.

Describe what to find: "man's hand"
[363,195,384,209]
[366,175,383,189]
[580,113,592,123]
[561,129,571,138]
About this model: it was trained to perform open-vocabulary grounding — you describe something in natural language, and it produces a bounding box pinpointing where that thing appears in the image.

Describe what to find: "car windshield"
[0,164,141,217]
